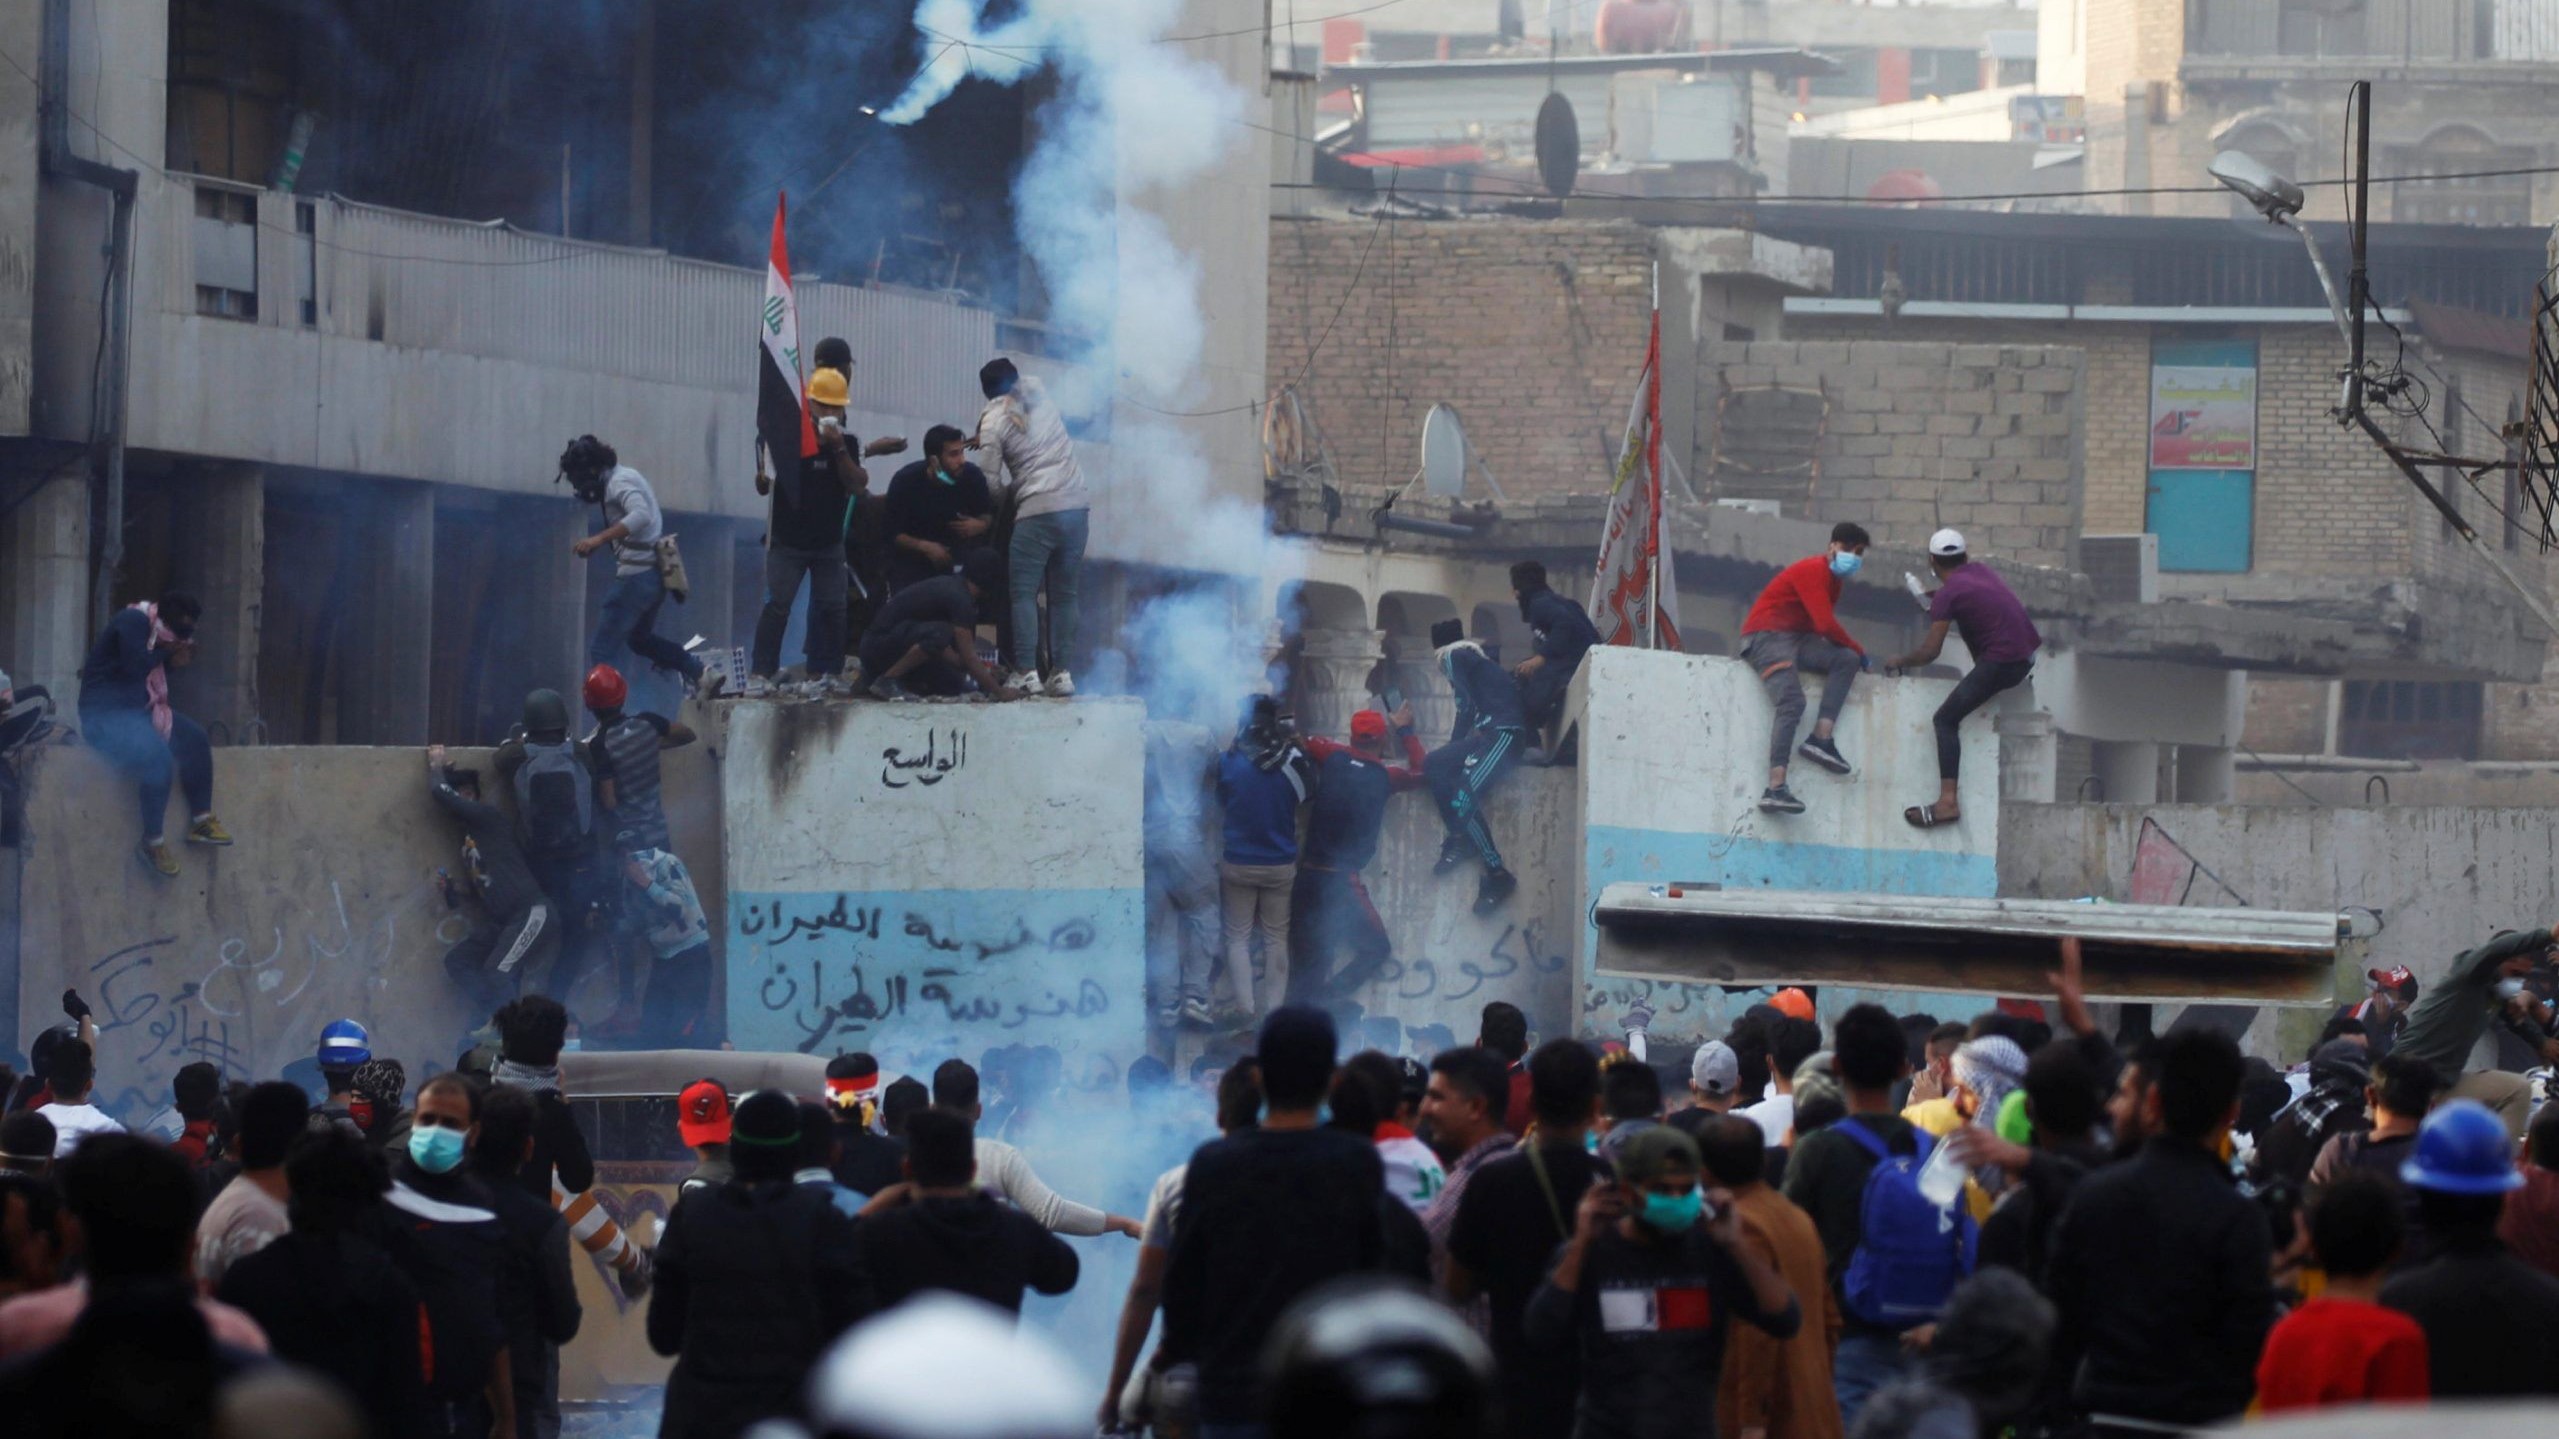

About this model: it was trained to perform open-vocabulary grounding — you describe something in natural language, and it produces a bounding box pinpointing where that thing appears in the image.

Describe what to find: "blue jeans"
[592,568,700,680]
[82,705,213,841]
[1833,1331,1914,1430]
[1007,507,1087,673]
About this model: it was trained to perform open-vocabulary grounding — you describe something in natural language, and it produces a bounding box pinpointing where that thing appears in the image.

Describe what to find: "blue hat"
[2400,1098,2524,1195]
[318,1018,371,1070]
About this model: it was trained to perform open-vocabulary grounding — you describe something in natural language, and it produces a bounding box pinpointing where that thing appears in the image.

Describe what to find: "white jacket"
[976,377,1090,521]
[974,1136,1110,1236]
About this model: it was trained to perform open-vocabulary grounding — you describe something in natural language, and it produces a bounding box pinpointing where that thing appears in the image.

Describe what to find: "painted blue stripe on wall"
[728,887,1144,1068]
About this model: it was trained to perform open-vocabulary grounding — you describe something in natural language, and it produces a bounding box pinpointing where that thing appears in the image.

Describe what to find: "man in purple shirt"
[1886,528,2040,827]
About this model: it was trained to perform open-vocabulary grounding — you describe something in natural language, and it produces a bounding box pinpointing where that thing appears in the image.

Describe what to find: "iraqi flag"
[759,195,818,505]
[1592,308,1683,650]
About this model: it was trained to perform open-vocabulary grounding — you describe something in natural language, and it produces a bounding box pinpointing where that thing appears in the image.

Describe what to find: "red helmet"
[582,663,628,711]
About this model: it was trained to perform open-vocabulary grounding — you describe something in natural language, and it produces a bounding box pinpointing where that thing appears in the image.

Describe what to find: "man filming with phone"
[1525,1125,1802,1439]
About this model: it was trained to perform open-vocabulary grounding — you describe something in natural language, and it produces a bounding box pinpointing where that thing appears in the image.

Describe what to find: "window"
[2391,127,2535,226]
[294,200,317,326]
[2340,679,2483,760]
[192,186,257,320]
[1908,48,1985,100]
[2278,0,2367,58]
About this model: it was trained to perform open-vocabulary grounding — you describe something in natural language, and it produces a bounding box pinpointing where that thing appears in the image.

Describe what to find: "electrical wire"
[1125,199,1396,420]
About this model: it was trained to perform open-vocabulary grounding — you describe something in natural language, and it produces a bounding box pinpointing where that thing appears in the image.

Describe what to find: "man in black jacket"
[428,749,557,1021]
[1162,1007,1387,1432]
[219,1129,428,1439]
[471,1087,582,1439]
[2045,1029,2275,1432]
[1509,561,1599,733]
[649,1089,871,1439]
[1424,618,1530,915]
[1284,704,1427,1003]
[858,550,1011,701]
[854,1106,1078,1313]
[882,425,996,593]
[824,1053,906,1198]
[385,1074,518,1439]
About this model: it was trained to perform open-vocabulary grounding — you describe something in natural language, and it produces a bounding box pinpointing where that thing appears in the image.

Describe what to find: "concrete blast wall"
[720,701,1146,1083]
[7,741,726,1125]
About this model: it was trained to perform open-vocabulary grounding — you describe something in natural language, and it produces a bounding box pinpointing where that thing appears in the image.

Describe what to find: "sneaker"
[1178,999,1215,1029]
[1474,867,1519,916]
[138,839,180,877]
[869,677,917,702]
[1798,735,1852,776]
[817,674,858,699]
[1758,785,1806,815]
[1045,670,1077,698]
[186,815,234,846]
[1433,837,1471,876]
[1002,670,1043,699]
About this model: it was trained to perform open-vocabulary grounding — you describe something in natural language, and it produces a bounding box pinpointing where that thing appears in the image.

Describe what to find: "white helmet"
[803,1294,1087,1439]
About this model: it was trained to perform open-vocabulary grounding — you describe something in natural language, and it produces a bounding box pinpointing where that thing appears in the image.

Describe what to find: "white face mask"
[2494,977,2528,1000]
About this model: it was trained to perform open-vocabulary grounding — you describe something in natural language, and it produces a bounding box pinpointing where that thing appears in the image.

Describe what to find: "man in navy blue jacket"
[78,590,232,877]
[1425,618,1528,915]
[1509,561,1599,733]
[1215,697,1314,1016]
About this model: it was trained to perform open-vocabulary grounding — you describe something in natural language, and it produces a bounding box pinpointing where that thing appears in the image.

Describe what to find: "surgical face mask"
[2495,977,2528,1000]
[1639,1187,1704,1234]
[409,1122,468,1175]
[1829,549,1863,578]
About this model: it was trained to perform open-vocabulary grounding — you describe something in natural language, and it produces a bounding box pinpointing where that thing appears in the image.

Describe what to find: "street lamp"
[2208,149,2354,363]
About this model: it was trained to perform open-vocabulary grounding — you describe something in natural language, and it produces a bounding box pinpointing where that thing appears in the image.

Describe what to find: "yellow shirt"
[1901,1098,1993,1223]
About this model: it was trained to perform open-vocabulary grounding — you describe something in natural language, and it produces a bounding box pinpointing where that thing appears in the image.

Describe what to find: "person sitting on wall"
[883,425,996,595]
[1738,522,1872,818]
[859,549,1012,701]
[1508,561,1599,739]
[1424,618,1530,916]
[1882,528,2042,829]
[78,590,233,877]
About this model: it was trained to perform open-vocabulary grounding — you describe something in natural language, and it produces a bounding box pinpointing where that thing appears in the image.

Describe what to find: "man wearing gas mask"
[560,435,705,693]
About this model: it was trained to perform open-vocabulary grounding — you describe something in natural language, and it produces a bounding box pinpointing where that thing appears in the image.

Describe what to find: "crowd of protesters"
[0,914,2552,1439]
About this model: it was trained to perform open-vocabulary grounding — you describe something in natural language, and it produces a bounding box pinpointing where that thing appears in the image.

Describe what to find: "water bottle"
[1916,1134,1969,1209]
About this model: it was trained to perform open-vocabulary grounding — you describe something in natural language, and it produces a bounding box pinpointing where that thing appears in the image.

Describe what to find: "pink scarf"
[129,601,174,740]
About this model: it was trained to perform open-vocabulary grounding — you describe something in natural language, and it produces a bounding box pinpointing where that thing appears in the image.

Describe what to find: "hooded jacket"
[1519,583,1600,673]
[2395,928,2547,1084]
[1215,724,1313,867]
[1437,638,1527,735]
[854,1191,1080,1314]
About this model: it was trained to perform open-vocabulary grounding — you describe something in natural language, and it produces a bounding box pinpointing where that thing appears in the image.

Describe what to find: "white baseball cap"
[1928,528,1967,557]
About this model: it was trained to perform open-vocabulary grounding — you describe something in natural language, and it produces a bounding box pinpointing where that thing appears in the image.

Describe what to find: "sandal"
[1904,805,1959,829]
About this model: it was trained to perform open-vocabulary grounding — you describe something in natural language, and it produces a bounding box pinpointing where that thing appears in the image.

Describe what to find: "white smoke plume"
[881,0,1295,725]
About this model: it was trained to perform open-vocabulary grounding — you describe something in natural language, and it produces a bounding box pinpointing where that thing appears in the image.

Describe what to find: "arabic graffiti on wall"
[879,729,970,789]
[728,886,1145,1072]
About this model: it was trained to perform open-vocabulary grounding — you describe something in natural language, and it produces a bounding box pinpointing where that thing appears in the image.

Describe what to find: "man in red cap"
[675,1079,733,1205]
[1285,703,1428,1004]
[582,663,711,1045]
[2344,966,2419,1058]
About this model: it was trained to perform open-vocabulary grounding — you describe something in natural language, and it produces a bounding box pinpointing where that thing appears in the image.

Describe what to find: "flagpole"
[1646,260,1661,651]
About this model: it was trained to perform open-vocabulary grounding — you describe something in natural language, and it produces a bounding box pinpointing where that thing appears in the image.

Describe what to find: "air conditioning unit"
[2081,534,2159,604]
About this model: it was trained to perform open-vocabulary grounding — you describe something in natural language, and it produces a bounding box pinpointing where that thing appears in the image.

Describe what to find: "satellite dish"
[1535,92,1579,199]
[1419,404,1469,498]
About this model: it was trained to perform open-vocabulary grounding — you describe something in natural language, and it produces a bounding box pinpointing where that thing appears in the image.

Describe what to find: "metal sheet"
[1591,884,2347,1005]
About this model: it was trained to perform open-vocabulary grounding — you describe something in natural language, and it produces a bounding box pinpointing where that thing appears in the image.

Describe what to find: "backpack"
[511,739,594,861]
[1835,1117,1976,1328]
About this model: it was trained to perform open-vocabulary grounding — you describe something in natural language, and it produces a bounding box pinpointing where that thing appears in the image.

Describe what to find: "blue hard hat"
[2400,1098,2524,1195]
[317,1018,372,1069]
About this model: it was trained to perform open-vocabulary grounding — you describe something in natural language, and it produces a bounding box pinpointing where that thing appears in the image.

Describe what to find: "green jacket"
[2394,927,2546,1083]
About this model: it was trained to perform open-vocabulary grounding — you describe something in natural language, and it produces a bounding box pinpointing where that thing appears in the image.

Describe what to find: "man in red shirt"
[2256,1171,2429,1412]
[1739,523,1872,815]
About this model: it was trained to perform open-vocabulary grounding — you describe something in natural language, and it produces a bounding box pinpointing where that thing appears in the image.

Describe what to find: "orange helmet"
[582,663,628,711]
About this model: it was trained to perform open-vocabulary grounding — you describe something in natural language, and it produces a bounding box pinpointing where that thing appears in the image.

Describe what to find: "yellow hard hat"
[807,367,850,408]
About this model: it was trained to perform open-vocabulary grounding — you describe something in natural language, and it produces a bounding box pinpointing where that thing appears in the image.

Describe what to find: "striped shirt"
[592,712,672,853]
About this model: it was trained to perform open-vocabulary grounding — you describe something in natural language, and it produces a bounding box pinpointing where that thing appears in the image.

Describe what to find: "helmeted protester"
[2380,1097,2559,1398]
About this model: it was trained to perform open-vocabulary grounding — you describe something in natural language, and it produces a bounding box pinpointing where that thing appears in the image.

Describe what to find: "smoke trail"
[880,0,1295,727]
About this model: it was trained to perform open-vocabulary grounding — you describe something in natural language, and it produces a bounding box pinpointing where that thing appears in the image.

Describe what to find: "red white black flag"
[759,194,818,503]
